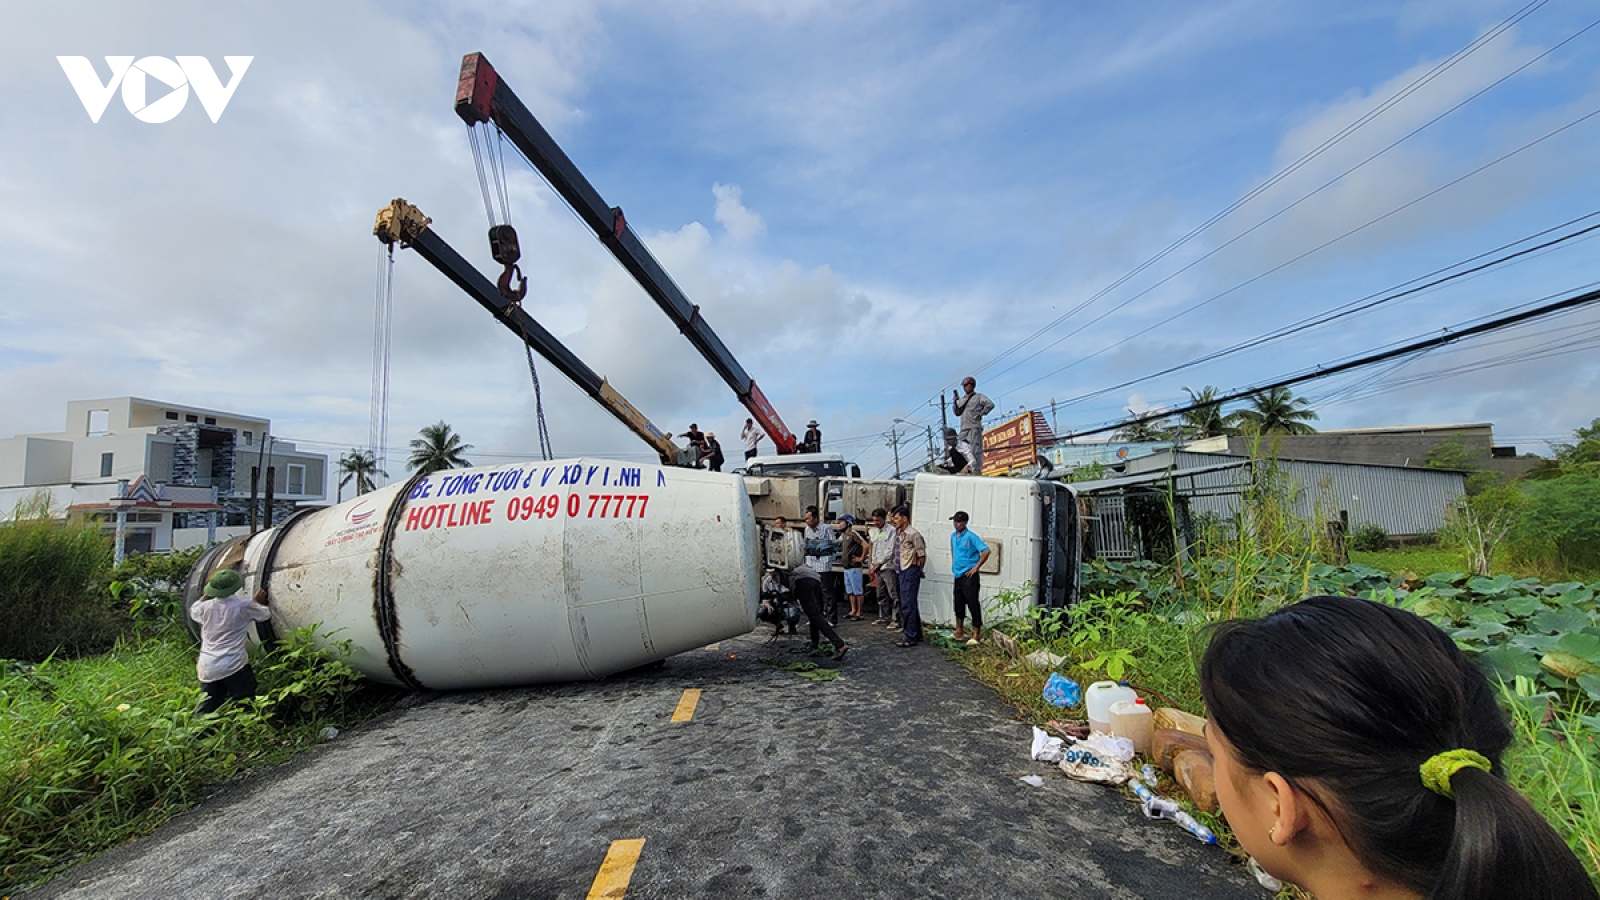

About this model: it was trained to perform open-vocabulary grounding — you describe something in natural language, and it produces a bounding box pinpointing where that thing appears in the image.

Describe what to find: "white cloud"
[712,183,765,242]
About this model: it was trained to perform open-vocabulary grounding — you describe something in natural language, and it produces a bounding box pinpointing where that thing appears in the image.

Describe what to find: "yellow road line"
[670,688,702,722]
[586,838,646,899]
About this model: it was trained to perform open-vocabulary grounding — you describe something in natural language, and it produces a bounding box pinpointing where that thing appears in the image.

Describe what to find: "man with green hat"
[189,568,272,714]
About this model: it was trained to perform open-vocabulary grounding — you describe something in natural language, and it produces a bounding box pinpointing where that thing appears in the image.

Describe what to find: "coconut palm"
[337,449,386,500]
[1176,386,1231,440]
[1114,410,1171,443]
[1229,387,1319,436]
[408,421,474,475]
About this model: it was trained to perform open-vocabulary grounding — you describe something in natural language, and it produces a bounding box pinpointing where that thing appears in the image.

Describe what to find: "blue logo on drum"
[346,500,376,525]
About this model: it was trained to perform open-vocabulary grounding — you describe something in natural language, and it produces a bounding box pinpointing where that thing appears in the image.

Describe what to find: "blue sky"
[3,0,1598,482]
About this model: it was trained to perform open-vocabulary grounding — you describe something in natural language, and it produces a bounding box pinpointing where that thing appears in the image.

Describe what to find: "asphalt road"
[25,618,1262,900]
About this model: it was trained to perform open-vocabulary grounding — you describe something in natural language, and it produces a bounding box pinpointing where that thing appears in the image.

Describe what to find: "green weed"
[0,626,397,893]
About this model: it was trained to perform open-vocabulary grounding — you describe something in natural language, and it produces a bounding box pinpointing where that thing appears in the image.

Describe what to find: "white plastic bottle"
[1085,681,1138,734]
[1109,697,1154,755]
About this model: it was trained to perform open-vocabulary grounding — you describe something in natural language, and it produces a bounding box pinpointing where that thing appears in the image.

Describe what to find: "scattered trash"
[1130,777,1218,844]
[1019,775,1045,788]
[1248,858,1283,892]
[991,630,1019,658]
[1078,732,1135,764]
[1058,748,1130,785]
[1030,726,1065,763]
[1041,672,1081,707]
[1142,763,1160,785]
[1026,648,1067,669]
[1046,719,1090,740]
[1109,698,1154,753]
[1085,681,1138,734]
[318,726,339,741]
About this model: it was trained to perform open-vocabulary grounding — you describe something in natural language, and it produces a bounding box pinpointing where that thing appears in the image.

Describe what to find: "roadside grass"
[951,469,1599,894]
[1350,547,1465,578]
[1503,687,1600,876]
[0,626,399,893]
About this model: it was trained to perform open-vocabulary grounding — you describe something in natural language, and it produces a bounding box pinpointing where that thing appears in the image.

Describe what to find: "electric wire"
[1046,211,1600,411]
[887,0,1559,425]
[1059,283,1600,441]
[979,12,1600,397]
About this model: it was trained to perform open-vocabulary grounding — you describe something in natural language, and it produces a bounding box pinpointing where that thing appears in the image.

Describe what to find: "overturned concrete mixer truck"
[185,460,764,690]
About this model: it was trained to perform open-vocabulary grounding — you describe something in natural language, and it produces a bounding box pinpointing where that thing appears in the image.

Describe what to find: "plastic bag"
[1030,726,1065,763]
[1041,673,1081,707]
[1079,732,1135,764]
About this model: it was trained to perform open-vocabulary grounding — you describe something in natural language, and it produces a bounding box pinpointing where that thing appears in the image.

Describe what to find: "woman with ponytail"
[1200,594,1595,900]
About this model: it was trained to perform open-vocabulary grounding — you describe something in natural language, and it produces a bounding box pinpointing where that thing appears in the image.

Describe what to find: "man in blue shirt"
[949,511,991,646]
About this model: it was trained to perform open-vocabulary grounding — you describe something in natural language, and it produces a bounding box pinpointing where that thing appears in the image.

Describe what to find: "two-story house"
[0,397,328,556]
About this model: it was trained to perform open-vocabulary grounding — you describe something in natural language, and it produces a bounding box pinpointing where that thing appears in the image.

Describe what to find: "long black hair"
[1200,595,1596,900]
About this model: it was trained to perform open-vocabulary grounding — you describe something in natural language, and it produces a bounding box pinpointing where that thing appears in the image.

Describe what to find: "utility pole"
[888,427,903,480]
[925,426,936,471]
[938,394,949,433]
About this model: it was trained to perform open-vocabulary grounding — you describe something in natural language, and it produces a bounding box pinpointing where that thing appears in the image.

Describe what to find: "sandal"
[894,640,918,647]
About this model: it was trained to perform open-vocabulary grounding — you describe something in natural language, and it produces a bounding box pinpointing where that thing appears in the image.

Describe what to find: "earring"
[1269,824,1280,842]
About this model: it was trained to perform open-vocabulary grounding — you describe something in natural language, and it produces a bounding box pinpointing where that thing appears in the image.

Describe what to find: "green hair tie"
[1420,749,1492,798]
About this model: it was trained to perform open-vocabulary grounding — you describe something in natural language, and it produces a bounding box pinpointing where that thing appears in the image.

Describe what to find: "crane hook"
[498,262,527,303]
[488,224,527,303]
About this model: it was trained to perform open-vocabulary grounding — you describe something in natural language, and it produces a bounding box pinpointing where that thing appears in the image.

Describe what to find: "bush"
[107,545,205,633]
[1348,523,1389,552]
[0,495,121,661]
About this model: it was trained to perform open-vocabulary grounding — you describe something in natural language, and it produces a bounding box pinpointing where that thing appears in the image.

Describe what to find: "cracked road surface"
[24,620,1261,899]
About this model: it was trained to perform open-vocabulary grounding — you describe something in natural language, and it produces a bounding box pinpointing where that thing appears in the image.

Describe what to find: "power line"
[1060,284,1600,441]
[1044,211,1600,411]
[884,0,1559,428]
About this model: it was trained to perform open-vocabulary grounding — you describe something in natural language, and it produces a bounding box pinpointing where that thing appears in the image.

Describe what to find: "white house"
[0,397,328,557]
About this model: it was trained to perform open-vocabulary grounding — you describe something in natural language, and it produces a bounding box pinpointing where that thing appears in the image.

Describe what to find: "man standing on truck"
[741,418,763,460]
[891,504,925,647]
[952,377,994,473]
[949,511,991,646]
[801,420,822,453]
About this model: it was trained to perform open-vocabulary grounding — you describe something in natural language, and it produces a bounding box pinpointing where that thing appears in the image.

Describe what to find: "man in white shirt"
[189,568,272,714]
[741,418,763,460]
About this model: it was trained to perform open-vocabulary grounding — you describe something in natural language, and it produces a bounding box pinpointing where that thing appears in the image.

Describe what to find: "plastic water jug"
[1085,681,1137,734]
[1109,698,1154,755]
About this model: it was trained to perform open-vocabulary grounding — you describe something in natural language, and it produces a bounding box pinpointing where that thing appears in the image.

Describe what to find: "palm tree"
[408,421,473,475]
[1176,386,1231,440]
[1114,410,1171,443]
[337,449,386,500]
[1229,387,1319,435]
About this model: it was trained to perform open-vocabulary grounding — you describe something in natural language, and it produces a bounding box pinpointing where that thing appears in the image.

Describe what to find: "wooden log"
[1173,749,1218,813]
[1152,707,1206,736]
[1153,728,1209,772]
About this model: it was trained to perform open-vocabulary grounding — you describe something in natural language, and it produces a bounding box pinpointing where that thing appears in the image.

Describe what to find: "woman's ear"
[1261,772,1305,845]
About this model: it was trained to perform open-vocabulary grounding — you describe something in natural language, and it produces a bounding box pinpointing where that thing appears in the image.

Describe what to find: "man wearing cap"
[189,569,272,714]
[949,511,991,646]
[937,427,975,474]
[952,377,994,473]
[801,420,822,453]
[890,504,925,647]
